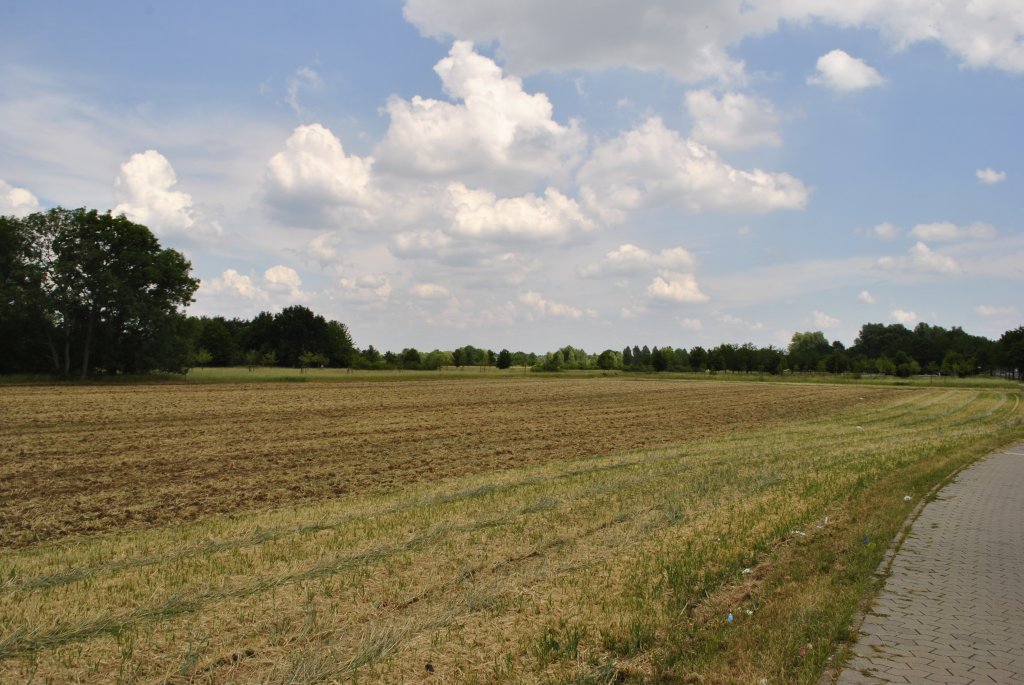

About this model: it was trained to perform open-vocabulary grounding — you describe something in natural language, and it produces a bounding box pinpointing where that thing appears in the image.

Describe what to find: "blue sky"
[2,1,1021,353]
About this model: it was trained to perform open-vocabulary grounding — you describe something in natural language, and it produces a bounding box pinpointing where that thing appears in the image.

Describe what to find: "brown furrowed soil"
[0,378,893,548]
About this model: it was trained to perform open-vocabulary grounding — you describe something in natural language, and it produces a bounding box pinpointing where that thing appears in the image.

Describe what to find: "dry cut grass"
[0,380,1021,684]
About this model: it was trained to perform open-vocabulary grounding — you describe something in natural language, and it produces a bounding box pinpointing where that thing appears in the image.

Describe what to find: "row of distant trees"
[530,324,1024,379]
[344,321,1024,379]
[2,207,1022,380]
[355,345,537,371]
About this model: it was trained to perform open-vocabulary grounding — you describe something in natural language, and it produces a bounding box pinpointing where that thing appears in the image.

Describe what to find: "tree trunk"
[80,313,94,380]
[46,334,60,372]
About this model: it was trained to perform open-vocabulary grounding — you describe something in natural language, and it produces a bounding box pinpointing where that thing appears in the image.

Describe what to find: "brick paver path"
[834,443,1024,684]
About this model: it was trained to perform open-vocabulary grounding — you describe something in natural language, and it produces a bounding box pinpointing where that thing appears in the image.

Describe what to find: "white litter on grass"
[742,567,752,575]
[903,495,912,502]
[815,516,829,529]
[791,530,807,537]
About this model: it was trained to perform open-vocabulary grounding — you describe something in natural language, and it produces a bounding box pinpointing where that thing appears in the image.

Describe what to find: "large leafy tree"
[401,347,422,369]
[689,346,708,371]
[0,215,54,372]
[850,323,913,361]
[651,346,668,371]
[1,208,198,377]
[271,305,329,367]
[325,320,355,367]
[597,349,619,370]
[787,331,831,372]
[242,306,355,368]
[195,316,241,366]
[998,326,1024,380]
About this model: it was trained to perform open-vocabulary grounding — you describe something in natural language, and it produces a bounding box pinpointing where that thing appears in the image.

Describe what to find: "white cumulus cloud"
[391,229,454,259]
[201,269,269,301]
[579,243,697,278]
[974,304,1016,317]
[877,241,962,275]
[0,179,41,217]
[808,50,885,92]
[873,222,900,240]
[337,274,392,303]
[375,41,585,191]
[910,221,996,241]
[812,310,840,328]
[859,290,877,304]
[198,266,316,313]
[264,123,381,228]
[307,232,341,263]
[577,117,808,222]
[445,182,594,242]
[113,150,201,236]
[715,312,764,331]
[286,66,324,117]
[519,291,583,319]
[264,265,308,300]
[405,1,1024,80]
[404,0,749,82]
[647,272,709,304]
[976,168,1007,184]
[678,318,703,331]
[854,1,1024,74]
[685,90,781,150]
[409,283,451,299]
[891,309,917,324]
[906,241,960,274]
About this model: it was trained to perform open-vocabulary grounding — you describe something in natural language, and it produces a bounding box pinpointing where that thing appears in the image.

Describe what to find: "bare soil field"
[0,378,891,547]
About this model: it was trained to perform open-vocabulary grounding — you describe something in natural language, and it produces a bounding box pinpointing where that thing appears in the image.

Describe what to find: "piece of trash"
[799,647,806,656]
[759,679,768,685]
[856,426,864,430]
[791,530,807,537]
[745,609,754,616]
[903,495,912,502]
[863,535,869,545]
[741,567,752,575]
[815,516,829,529]
[727,612,734,623]
[425,663,434,673]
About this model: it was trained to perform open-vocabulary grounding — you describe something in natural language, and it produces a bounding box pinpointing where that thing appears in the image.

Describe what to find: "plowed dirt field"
[0,377,894,547]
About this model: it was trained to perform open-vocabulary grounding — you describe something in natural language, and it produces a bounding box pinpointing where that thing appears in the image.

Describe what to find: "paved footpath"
[834,443,1024,685]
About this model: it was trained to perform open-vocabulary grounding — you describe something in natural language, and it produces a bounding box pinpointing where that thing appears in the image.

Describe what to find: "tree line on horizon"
[182,317,1024,380]
[534,324,1023,379]
[2,207,1022,379]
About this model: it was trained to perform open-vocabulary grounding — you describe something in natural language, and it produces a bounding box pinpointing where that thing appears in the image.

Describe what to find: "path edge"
[815,444,1011,685]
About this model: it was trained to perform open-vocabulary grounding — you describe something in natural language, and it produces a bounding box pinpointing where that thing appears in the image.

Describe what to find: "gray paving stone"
[832,444,1024,685]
